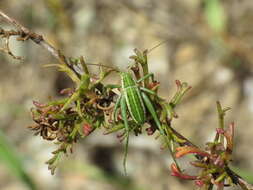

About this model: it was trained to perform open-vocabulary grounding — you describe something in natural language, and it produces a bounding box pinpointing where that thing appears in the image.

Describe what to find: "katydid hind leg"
[141,92,164,135]
[120,96,129,175]
[141,92,172,150]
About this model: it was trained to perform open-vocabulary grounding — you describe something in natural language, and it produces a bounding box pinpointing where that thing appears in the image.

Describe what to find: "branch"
[0,9,73,69]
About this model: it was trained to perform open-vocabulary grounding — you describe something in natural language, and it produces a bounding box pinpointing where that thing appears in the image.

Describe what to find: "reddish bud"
[33,101,47,108]
[175,80,181,87]
[147,81,160,90]
[195,180,205,187]
[216,128,225,134]
[83,123,92,136]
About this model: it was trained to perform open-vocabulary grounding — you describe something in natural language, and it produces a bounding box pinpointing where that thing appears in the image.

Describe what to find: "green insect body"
[121,72,146,124]
[113,71,165,174]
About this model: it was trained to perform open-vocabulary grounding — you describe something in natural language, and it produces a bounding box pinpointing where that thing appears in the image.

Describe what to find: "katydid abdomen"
[121,72,146,124]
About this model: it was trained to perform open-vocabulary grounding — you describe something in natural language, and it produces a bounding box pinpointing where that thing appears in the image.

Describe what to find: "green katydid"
[75,61,169,175]
[112,71,168,175]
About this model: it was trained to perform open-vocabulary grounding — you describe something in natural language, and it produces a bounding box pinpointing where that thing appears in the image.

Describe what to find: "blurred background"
[1,0,253,189]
